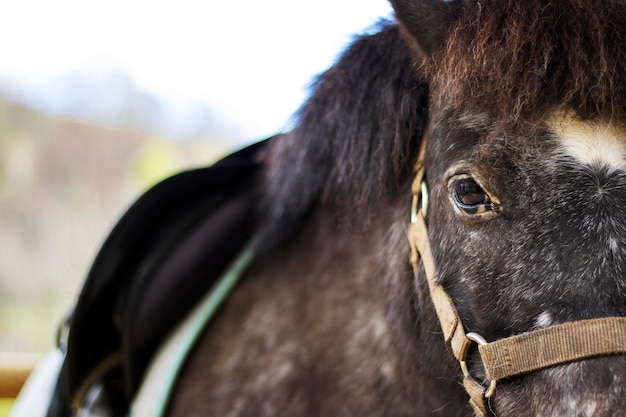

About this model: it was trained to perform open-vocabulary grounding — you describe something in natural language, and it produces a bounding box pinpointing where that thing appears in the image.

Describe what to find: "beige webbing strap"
[479,317,626,381]
[409,208,488,415]
[409,136,489,415]
[409,136,473,363]
[463,376,489,417]
[408,212,472,361]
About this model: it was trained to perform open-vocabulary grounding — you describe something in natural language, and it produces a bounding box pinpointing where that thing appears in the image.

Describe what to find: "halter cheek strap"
[408,137,626,417]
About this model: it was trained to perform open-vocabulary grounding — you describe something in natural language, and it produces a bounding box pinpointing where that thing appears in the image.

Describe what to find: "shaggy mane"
[259,22,428,247]
[429,0,626,124]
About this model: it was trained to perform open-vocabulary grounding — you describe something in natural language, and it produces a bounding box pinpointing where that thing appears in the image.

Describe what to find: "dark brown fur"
[169,207,463,416]
[426,0,626,124]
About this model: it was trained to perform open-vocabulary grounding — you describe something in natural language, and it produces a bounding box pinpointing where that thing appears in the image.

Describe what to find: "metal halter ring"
[460,332,497,398]
[411,181,429,223]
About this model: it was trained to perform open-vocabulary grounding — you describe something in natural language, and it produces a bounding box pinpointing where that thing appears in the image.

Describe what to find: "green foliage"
[0,399,14,417]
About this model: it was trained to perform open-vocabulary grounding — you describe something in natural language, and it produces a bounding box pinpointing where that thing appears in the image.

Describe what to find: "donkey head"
[391,0,626,415]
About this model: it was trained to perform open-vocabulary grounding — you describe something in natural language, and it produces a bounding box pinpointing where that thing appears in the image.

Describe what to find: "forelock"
[426,0,626,126]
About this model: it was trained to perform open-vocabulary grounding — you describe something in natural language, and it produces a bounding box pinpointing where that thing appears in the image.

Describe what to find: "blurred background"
[0,0,393,362]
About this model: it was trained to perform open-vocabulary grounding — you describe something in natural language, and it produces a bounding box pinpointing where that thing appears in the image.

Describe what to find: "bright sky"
[0,0,394,140]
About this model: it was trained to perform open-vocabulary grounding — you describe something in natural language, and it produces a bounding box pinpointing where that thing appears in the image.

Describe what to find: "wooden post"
[0,354,39,398]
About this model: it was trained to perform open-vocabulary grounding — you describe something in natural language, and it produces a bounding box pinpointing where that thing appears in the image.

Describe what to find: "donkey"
[17,1,626,417]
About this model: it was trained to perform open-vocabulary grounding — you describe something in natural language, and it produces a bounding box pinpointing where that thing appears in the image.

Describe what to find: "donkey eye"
[449,176,499,215]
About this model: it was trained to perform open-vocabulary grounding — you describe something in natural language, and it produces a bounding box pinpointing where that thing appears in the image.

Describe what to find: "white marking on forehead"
[552,116,626,171]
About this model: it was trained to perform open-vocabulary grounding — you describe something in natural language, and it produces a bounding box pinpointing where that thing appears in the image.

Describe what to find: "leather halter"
[408,136,626,416]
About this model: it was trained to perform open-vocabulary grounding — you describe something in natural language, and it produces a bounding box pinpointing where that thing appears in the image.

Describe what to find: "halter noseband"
[408,136,626,416]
